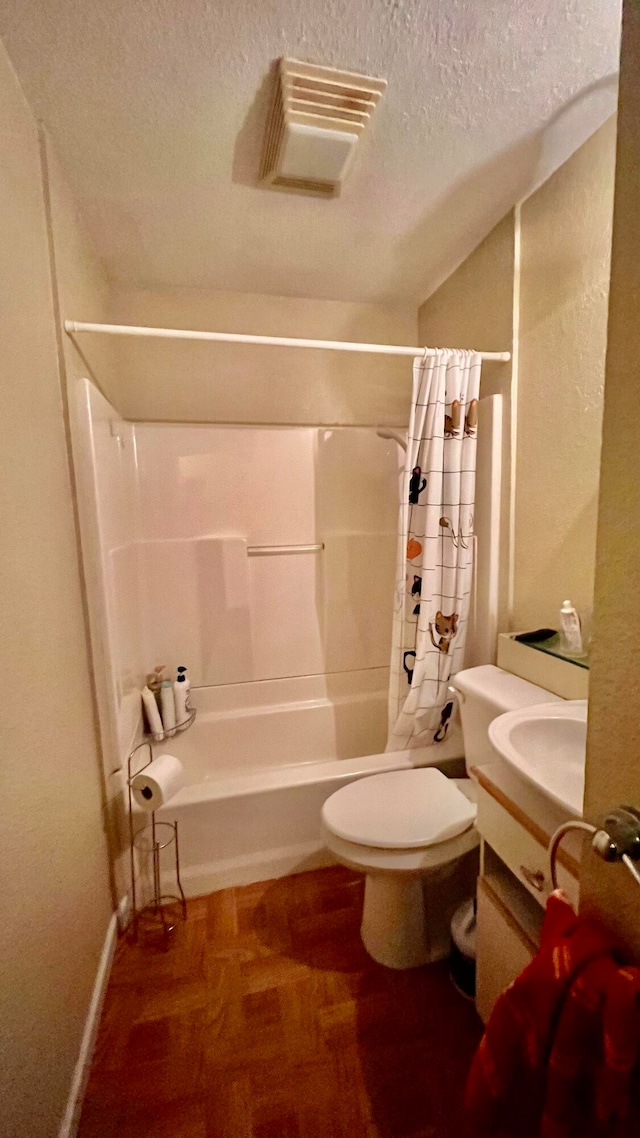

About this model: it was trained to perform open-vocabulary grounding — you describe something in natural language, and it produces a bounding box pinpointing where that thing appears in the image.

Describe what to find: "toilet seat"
[321,767,477,850]
[321,817,479,876]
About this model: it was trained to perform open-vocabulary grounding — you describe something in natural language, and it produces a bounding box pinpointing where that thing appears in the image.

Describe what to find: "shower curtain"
[387,348,482,751]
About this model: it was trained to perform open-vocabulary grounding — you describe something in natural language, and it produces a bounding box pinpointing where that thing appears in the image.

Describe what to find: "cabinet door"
[476,878,535,1023]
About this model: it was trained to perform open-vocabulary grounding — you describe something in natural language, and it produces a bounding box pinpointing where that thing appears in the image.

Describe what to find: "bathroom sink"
[488,701,588,816]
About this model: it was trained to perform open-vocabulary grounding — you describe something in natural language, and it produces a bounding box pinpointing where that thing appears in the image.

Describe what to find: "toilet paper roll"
[131,754,186,812]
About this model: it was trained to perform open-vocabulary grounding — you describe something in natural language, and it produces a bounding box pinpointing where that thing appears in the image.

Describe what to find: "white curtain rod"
[64,321,511,363]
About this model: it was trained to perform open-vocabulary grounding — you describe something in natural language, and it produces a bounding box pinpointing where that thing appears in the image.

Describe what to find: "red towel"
[465,891,640,1138]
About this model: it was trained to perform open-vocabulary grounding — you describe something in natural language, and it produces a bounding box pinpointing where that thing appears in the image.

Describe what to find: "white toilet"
[321,664,558,969]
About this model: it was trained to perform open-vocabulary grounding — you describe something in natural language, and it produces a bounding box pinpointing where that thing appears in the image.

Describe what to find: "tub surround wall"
[134,423,399,687]
[109,285,417,426]
[76,381,145,765]
[0,39,113,1138]
[78,384,504,762]
[79,398,400,722]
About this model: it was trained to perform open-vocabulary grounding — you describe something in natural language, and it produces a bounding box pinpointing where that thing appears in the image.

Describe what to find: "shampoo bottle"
[160,679,177,737]
[559,600,584,657]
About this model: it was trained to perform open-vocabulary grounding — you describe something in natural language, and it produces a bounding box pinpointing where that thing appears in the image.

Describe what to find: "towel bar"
[549,808,640,890]
[247,543,324,556]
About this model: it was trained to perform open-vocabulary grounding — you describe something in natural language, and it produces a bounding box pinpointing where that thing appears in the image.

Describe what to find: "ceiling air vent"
[260,58,387,198]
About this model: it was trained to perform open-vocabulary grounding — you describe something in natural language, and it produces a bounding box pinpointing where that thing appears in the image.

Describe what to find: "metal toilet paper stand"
[127,739,187,941]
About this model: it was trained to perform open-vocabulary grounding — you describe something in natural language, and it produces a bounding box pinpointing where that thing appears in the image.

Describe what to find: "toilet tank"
[451,664,563,771]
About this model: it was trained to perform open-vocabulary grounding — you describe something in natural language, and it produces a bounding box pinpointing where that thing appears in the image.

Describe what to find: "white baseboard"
[58,897,126,1138]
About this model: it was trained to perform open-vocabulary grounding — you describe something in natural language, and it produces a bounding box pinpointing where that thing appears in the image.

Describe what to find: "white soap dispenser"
[559,600,584,657]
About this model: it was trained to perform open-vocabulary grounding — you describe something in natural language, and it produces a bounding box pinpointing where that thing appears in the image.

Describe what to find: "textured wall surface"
[417,211,515,397]
[45,140,120,410]
[513,118,616,631]
[583,1,640,957]
[0,41,112,1138]
[109,286,416,425]
[418,212,515,633]
[0,0,621,303]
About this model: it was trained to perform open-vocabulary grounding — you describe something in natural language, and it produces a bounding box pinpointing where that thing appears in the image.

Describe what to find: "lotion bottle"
[559,600,584,657]
[174,674,189,725]
[177,665,191,709]
[160,679,177,736]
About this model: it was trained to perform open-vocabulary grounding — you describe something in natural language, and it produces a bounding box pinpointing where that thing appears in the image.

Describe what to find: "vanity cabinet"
[472,762,582,1022]
[476,877,537,1023]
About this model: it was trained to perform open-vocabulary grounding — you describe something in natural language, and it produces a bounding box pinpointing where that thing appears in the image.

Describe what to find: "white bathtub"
[152,668,465,896]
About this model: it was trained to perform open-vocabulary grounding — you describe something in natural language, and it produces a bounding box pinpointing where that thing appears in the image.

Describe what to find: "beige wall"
[418,211,516,634]
[513,118,616,630]
[44,140,120,413]
[0,39,113,1138]
[417,211,516,400]
[45,137,134,904]
[108,286,416,426]
[419,124,616,640]
[583,2,640,956]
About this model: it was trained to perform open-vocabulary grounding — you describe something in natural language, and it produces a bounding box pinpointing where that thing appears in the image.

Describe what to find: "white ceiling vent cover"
[260,58,387,198]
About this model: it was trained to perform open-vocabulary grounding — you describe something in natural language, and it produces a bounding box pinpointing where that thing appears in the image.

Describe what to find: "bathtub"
[152,668,465,896]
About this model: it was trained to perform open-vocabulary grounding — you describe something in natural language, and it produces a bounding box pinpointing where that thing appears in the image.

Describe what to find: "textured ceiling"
[0,0,621,303]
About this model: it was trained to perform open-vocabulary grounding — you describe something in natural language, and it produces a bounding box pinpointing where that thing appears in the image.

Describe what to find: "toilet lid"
[322,768,476,850]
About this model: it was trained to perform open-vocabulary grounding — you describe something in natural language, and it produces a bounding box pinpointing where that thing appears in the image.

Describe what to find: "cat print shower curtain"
[387,348,482,751]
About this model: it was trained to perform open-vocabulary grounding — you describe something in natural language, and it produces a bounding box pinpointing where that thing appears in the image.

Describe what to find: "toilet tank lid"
[451,664,564,713]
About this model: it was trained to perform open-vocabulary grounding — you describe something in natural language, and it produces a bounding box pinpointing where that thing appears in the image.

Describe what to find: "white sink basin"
[488,700,588,816]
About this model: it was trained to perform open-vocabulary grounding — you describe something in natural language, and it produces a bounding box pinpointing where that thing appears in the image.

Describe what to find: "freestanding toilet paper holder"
[127,740,187,942]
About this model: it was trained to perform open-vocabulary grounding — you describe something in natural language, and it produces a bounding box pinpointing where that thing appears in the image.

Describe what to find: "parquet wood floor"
[79,866,482,1138]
